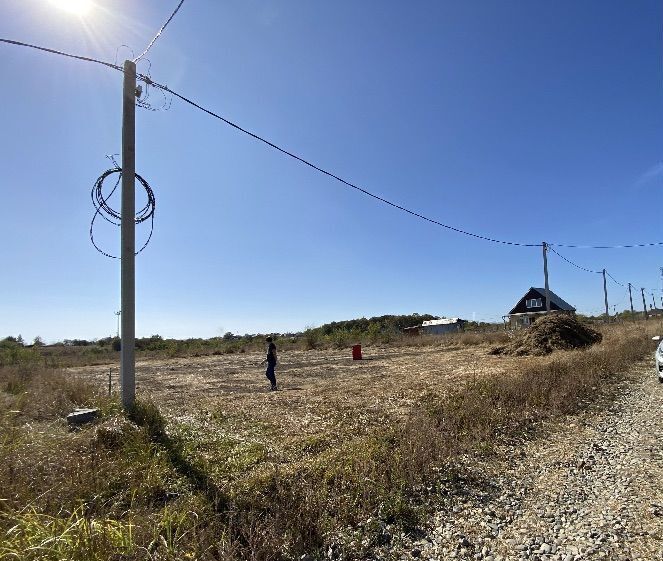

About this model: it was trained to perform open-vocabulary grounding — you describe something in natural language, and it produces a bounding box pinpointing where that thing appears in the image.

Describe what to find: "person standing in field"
[263,336,278,391]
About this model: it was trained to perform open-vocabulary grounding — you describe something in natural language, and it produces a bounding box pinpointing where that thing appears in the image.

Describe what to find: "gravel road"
[384,365,663,561]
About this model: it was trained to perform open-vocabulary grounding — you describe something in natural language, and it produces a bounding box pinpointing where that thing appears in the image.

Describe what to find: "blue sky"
[2,0,663,342]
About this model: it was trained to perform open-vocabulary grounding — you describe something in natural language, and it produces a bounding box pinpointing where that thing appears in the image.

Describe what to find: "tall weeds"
[0,507,135,561]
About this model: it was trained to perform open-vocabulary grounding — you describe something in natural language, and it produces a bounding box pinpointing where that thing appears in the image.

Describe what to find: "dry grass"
[0,321,659,560]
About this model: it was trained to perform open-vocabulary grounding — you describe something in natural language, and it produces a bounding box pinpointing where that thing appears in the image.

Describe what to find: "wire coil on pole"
[90,166,156,258]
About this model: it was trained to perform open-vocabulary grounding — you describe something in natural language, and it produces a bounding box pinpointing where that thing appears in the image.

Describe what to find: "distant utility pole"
[602,269,609,319]
[120,59,137,409]
[542,242,551,313]
[652,292,657,311]
[628,283,634,314]
[641,287,649,320]
[115,310,121,338]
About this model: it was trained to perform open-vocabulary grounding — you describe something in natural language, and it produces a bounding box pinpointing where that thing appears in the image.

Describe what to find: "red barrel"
[352,344,362,360]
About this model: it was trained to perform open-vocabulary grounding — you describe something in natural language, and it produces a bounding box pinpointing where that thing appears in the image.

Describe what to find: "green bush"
[303,327,321,350]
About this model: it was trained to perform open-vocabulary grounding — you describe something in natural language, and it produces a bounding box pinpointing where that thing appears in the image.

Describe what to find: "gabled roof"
[508,287,576,315]
[532,287,575,311]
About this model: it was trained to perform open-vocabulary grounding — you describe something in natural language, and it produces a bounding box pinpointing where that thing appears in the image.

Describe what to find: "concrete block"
[67,408,99,426]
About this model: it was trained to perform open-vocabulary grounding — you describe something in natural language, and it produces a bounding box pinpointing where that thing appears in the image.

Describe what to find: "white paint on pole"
[120,60,136,409]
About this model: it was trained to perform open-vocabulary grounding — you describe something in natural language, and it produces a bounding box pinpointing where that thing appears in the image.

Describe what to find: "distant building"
[505,287,575,329]
[404,317,466,335]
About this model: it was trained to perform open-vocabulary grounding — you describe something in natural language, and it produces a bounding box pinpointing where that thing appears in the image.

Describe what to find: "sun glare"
[49,0,93,15]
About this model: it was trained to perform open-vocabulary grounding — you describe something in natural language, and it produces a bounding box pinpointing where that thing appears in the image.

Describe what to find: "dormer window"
[526,298,543,308]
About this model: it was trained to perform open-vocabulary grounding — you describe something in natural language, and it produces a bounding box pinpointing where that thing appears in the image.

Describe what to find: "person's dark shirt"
[267,342,277,365]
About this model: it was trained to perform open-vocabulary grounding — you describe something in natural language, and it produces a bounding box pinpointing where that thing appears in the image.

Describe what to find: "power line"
[149,80,663,251]
[548,247,649,304]
[605,271,624,287]
[134,0,186,62]
[0,36,540,247]
[548,240,663,249]
[613,287,629,308]
[4,35,663,251]
[0,37,122,71]
[150,81,542,247]
[133,59,172,112]
[548,247,601,274]
[550,245,663,313]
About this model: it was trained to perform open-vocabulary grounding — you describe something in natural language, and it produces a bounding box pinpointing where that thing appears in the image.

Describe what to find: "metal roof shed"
[421,318,466,335]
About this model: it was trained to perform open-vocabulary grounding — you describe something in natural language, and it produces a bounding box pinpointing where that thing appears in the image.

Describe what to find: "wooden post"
[543,242,551,313]
[628,283,634,314]
[602,269,609,320]
[641,287,649,320]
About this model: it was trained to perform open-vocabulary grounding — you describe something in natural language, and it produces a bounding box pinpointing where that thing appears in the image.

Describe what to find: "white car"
[653,336,663,383]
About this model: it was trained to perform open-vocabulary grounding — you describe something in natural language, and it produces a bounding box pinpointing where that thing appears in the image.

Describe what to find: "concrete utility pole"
[641,287,649,320]
[602,269,609,320]
[115,310,121,338]
[543,242,551,313]
[652,292,657,310]
[628,283,634,314]
[120,59,137,409]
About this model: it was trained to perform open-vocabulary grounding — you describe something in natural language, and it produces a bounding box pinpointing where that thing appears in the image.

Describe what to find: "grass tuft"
[0,507,135,561]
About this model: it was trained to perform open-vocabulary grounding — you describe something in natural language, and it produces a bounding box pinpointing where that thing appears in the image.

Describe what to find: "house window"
[526,298,543,308]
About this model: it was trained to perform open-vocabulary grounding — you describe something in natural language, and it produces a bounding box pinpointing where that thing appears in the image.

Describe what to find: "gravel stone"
[377,367,663,560]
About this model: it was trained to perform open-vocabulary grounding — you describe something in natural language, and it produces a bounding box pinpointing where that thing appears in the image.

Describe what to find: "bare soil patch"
[70,344,528,466]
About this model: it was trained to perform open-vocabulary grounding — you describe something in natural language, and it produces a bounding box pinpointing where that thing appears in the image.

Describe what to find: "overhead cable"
[148,80,663,250]
[605,271,624,287]
[0,37,122,71]
[134,0,186,62]
[548,247,601,274]
[613,287,629,308]
[3,36,663,251]
[548,240,663,249]
[149,81,540,246]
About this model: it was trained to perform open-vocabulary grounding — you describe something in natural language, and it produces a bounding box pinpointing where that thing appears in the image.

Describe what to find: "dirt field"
[26,329,659,559]
[71,343,528,470]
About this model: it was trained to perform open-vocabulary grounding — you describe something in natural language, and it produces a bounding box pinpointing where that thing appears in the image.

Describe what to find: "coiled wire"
[90,166,156,258]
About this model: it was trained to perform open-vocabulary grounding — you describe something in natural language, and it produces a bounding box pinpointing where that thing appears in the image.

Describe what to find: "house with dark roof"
[504,287,576,328]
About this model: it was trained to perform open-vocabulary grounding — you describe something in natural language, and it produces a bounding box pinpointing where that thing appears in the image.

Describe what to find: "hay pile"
[490,314,602,356]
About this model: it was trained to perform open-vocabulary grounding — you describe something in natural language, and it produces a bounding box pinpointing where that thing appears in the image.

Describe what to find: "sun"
[49,0,93,15]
